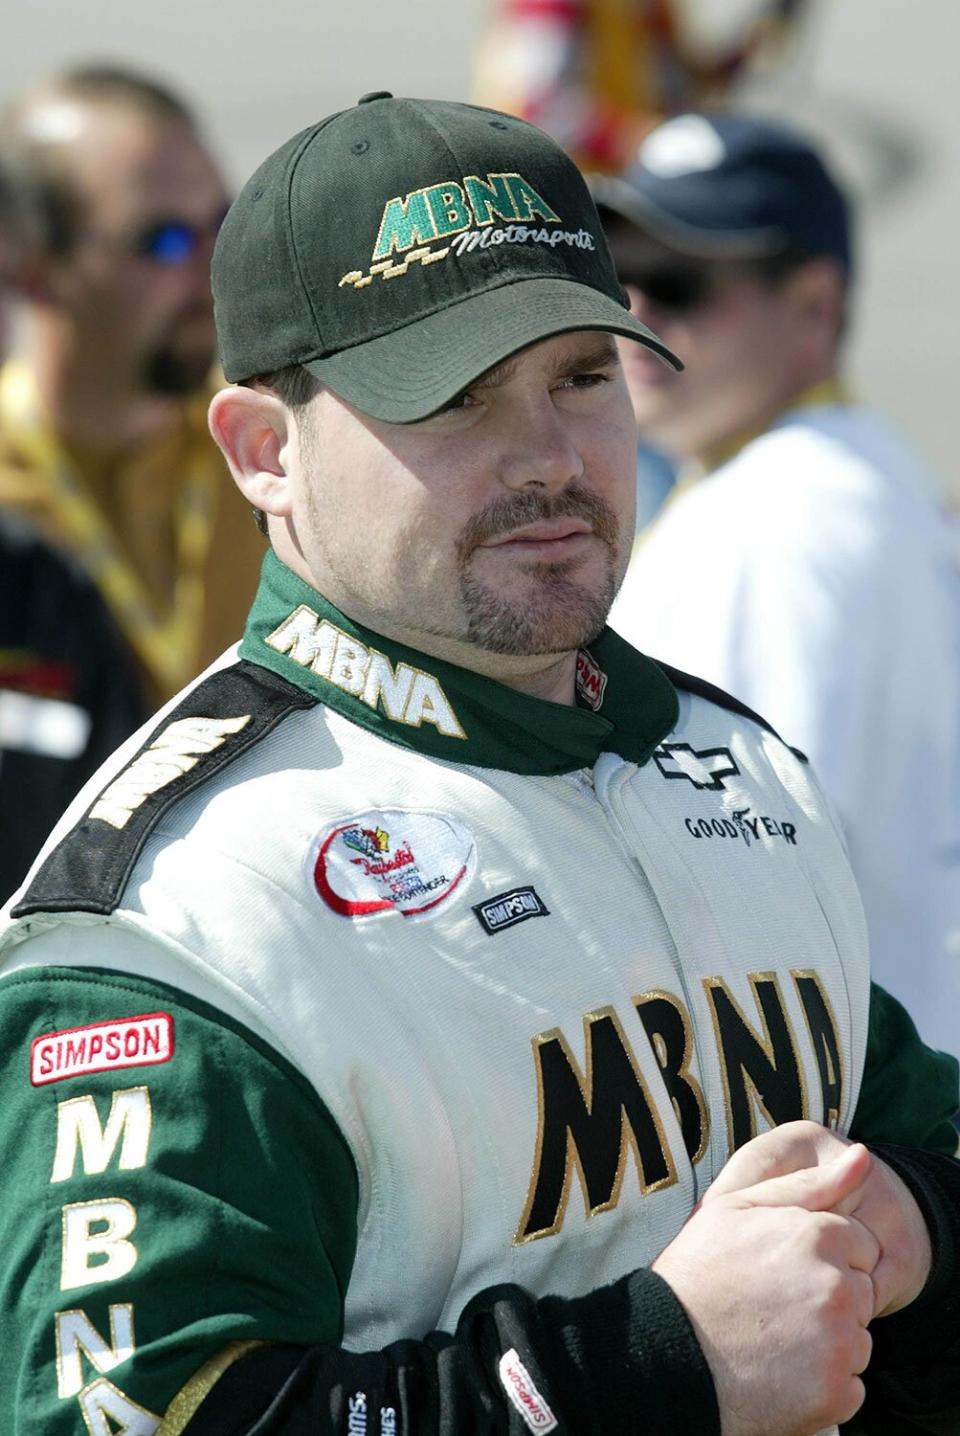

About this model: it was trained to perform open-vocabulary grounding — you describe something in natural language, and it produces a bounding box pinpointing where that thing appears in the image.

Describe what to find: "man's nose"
[496,398,585,492]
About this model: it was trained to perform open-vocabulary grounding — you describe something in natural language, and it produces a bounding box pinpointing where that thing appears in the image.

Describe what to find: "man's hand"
[653,1144,878,1436]
[703,1121,933,1316]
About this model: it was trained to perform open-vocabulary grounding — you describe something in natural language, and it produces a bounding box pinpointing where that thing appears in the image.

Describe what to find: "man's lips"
[481,518,593,550]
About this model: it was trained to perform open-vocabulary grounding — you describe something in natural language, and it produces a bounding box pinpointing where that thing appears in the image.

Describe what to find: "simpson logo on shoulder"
[310,809,477,919]
[31,1013,174,1086]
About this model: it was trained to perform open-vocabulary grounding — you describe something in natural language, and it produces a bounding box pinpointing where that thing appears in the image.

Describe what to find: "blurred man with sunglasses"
[0,66,265,708]
[0,66,266,889]
[592,113,960,1061]
[0,151,144,900]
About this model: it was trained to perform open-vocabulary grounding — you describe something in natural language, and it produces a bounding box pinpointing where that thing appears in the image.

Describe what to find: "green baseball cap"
[212,92,681,422]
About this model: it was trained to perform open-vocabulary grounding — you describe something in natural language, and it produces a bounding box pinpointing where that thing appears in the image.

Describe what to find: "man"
[0,94,957,1436]
[0,158,15,358]
[0,65,265,711]
[0,149,146,900]
[591,112,960,1057]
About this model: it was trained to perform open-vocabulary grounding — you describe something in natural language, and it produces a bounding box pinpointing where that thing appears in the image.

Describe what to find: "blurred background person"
[473,0,815,530]
[0,155,15,360]
[591,111,960,1057]
[0,64,265,716]
[0,154,146,899]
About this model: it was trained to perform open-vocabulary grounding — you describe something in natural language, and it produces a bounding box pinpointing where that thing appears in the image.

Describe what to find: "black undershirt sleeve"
[177,1146,960,1436]
[178,1265,720,1436]
[844,1145,960,1434]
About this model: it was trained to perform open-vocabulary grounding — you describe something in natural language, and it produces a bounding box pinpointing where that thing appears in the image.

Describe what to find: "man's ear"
[783,257,847,347]
[208,387,293,518]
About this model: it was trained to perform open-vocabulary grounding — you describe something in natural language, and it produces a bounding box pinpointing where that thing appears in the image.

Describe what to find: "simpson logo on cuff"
[31,1013,174,1085]
[498,1349,558,1433]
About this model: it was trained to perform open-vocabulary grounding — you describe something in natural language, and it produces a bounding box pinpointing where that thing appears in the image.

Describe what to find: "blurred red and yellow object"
[473,0,811,172]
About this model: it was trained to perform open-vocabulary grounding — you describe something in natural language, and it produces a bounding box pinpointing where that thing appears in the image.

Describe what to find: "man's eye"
[432,390,478,415]
[557,370,611,390]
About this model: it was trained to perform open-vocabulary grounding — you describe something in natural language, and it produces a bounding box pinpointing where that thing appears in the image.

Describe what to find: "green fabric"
[851,982,960,1155]
[239,550,679,775]
[0,966,358,1435]
[211,94,679,419]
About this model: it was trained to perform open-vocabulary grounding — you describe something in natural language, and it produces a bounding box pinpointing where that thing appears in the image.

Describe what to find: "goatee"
[144,345,213,397]
[456,483,623,656]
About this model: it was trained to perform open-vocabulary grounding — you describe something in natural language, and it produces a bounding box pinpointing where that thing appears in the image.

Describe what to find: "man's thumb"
[736,1142,871,1212]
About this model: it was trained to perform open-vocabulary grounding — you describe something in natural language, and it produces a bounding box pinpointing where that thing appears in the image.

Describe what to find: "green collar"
[240,551,678,776]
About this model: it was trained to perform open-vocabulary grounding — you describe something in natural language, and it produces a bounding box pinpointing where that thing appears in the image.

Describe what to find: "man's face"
[604,224,801,460]
[286,331,639,669]
[45,101,228,396]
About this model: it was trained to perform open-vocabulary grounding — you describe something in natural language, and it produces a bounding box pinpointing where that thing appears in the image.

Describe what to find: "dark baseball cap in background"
[589,112,852,273]
[212,92,681,423]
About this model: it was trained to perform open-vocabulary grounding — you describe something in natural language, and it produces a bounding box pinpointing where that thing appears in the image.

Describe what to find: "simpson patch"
[31,1013,174,1086]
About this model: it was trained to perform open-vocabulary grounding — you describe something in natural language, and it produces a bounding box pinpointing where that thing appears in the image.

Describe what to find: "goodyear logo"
[339,172,593,289]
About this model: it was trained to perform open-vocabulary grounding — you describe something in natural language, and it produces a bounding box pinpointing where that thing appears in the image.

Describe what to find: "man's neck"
[471,651,579,706]
[682,368,844,475]
[357,617,581,708]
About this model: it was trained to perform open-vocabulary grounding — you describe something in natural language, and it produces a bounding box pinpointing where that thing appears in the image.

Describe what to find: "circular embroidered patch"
[310,809,477,919]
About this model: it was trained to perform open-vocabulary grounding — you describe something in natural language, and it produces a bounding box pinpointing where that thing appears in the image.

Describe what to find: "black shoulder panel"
[651,658,808,763]
[12,660,316,919]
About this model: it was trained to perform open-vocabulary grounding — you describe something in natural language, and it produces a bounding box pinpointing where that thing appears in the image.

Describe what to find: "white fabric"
[611,405,960,1056]
[1,671,870,1350]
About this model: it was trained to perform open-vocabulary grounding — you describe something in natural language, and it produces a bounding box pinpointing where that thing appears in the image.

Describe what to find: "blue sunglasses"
[135,210,229,264]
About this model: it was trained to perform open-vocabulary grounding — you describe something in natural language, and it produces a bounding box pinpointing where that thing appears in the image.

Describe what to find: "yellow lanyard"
[0,363,218,694]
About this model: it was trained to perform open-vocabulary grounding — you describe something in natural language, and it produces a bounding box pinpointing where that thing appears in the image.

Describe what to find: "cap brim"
[590,174,787,261]
[303,277,681,423]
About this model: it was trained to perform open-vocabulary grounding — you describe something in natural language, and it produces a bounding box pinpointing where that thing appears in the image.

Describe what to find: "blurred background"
[4,0,957,502]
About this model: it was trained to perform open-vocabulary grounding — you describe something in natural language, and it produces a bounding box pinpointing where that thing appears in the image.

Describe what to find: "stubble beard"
[144,341,214,397]
[143,306,217,397]
[456,484,624,656]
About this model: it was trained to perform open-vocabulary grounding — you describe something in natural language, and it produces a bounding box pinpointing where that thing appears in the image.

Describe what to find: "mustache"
[456,483,619,561]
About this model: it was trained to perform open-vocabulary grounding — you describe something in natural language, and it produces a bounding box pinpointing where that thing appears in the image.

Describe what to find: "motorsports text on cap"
[340,172,595,290]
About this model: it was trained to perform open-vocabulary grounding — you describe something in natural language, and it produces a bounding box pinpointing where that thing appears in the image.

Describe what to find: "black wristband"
[867,1144,960,1362]
[180,1266,722,1435]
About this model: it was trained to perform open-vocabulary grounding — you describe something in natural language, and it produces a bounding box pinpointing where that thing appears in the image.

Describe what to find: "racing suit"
[1,550,958,1435]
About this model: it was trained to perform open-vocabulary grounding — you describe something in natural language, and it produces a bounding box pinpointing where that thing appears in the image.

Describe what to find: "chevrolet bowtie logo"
[653,743,739,790]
